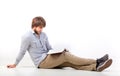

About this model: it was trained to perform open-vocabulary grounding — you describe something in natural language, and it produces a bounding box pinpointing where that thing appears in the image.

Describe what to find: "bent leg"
[39,51,96,69]
[39,53,66,68]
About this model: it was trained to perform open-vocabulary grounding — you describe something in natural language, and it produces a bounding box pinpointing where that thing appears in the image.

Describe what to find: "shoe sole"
[97,59,112,72]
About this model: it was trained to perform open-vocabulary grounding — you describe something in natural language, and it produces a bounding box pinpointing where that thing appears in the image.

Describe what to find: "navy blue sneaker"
[96,54,109,68]
[97,59,112,72]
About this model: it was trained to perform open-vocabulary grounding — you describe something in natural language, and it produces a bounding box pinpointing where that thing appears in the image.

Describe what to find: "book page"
[47,48,65,54]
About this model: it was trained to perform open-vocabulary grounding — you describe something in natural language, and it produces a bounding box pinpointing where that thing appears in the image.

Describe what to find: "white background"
[0,0,120,70]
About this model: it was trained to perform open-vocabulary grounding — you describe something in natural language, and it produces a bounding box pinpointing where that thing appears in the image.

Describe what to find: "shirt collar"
[31,30,35,34]
[31,29,42,36]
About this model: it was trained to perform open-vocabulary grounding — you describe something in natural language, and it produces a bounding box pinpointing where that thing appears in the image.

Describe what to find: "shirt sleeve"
[45,35,52,51]
[15,36,30,65]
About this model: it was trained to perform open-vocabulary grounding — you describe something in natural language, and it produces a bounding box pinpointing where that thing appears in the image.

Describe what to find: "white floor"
[0,54,120,76]
[0,58,119,76]
[0,63,120,76]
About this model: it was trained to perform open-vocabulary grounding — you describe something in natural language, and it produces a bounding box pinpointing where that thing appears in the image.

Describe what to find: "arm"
[7,36,30,68]
[45,36,52,51]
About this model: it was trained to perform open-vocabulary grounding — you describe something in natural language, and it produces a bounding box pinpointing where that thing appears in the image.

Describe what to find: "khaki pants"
[39,51,96,71]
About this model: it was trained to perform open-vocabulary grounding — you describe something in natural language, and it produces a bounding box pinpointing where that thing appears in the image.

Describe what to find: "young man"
[7,16,112,71]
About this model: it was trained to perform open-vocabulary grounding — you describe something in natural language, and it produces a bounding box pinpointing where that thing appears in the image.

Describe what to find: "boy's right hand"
[7,64,16,68]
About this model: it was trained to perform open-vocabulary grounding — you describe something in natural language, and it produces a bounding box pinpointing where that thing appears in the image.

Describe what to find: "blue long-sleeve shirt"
[15,30,52,67]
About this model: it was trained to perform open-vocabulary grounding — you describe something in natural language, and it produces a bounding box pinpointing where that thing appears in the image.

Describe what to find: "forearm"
[14,50,26,65]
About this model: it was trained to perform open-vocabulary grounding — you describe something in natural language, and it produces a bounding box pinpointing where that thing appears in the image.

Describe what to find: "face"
[34,26,43,35]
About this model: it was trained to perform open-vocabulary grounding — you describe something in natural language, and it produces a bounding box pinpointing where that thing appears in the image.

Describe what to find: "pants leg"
[39,51,96,70]
[58,62,96,71]
[39,53,66,68]
[64,52,96,65]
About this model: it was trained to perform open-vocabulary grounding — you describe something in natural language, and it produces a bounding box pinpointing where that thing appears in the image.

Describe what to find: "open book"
[47,48,68,54]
